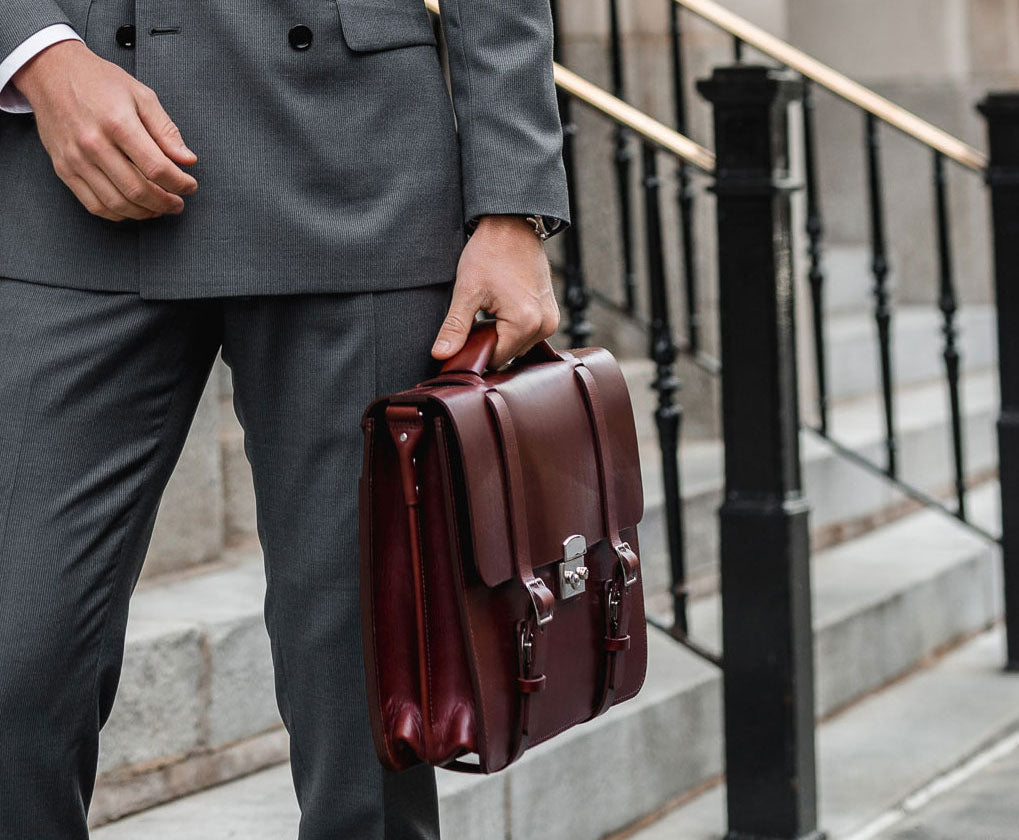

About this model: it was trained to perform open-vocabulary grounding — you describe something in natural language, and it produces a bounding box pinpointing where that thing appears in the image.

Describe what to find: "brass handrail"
[673,0,987,172]
[554,65,715,172]
[422,0,715,172]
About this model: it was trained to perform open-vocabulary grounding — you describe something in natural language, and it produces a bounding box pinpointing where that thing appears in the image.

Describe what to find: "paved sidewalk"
[869,735,1019,840]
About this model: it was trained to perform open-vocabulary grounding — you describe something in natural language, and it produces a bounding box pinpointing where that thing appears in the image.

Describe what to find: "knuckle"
[100,112,128,137]
[76,128,104,155]
[123,182,148,204]
[519,309,543,335]
[51,157,71,179]
[160,117,181,139]
[136,85,159,104]
[441,312,470,334]
[541,309,560,336]
[142,161,170,183]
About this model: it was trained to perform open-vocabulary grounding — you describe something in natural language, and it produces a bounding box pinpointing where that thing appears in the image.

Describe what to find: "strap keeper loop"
[517,675,547,694]
[604,635,631,653]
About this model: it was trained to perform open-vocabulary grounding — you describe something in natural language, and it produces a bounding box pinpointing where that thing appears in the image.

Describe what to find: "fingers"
[116,101,198,197]
[83,133,186,216]
[431,282,480,359]
[134,85,197,166]
[69,161,160,221]
[490,301,559,368]
[63,173,127,222]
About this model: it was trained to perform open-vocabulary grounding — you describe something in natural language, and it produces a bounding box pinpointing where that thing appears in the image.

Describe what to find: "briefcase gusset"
[359,324,647,773]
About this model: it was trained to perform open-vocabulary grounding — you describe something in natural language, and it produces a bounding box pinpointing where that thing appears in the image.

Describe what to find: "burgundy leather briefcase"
[358,322,647,773]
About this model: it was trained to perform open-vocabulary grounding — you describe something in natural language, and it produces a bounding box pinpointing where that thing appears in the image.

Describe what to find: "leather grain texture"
[359,324,647,773]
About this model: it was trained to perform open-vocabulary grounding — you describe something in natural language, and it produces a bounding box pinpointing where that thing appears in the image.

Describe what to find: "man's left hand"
[431,215,560,369]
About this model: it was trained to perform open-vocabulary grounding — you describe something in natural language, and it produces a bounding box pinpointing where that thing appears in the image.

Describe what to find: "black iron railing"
[428,2,1018,836]
[553,3,1012,839]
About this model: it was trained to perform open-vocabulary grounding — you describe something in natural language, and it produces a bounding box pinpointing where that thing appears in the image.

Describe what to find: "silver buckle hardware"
[614,541,639,587]
[556,534,590,600]
[526,578,554,626]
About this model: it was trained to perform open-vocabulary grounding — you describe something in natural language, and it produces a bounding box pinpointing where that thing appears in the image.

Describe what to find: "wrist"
[474,215,534,236]
[12,39,87,106]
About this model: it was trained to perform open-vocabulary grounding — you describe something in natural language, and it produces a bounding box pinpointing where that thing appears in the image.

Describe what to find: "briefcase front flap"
[435,347,643,589]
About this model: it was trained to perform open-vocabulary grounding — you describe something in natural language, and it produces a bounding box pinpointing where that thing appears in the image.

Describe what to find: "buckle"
[614,541,639,587]
[525,578,554,626]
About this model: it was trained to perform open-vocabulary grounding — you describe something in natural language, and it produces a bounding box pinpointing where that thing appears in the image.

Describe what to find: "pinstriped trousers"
[0,276,451,840]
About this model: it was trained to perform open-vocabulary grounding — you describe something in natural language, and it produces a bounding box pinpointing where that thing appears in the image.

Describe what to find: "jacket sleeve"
[437,0,571,233]
[0,1,71,67]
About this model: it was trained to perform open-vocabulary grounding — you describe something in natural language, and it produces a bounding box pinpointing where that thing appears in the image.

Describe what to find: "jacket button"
[288,24,313,50]
[115,24,136,49]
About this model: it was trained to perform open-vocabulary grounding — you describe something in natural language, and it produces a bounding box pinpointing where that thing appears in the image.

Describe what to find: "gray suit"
[0,0,569,297]
[0,0,569,837]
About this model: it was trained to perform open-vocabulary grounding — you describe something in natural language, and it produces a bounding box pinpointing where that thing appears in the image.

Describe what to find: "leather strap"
[572,363,640,719]
[483,390,556,627]
[484,389,556,764]
[385,405,434,758]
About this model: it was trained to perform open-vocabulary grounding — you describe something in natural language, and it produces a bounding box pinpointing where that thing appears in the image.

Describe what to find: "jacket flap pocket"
[335,0,437,52]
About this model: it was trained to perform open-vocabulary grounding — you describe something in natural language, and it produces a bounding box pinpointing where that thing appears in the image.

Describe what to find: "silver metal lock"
[556,534,589,599]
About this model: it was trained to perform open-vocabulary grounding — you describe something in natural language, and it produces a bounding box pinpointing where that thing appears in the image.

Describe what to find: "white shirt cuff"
[0,24,83,114]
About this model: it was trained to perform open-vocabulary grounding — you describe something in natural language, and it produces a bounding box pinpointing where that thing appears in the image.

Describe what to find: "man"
[0,0,568,836]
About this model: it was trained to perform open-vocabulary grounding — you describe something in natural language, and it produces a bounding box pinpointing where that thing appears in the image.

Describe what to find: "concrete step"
[627,626,1019,840]
[91,483,1002,837]
[824,303,995,402]
[99,630,1019,840]
[90,550,287,827]
[636,366,998,597]
[819,242,875,314]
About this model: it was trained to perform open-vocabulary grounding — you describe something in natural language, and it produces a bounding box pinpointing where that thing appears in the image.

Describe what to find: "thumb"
[136,88,196,165]
[431,285,479,360]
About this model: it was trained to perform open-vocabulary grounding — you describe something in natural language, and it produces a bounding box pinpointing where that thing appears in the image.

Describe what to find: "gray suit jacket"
[0,0,569,298]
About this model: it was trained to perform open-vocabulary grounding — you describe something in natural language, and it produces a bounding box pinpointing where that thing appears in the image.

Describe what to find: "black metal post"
[641,140,689,638]
[931,150,967,520]
[864,112,897,477]
[977,92,1019,670]
[669,2,702,354]
[697,65,823,840]
[550,0,592,348]
[608,0,638,314]
[802,79,830,434]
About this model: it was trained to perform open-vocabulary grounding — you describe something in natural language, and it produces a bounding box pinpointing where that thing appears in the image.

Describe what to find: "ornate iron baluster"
[865,112,897,477]
[608,0,638,314]
[932,150,967,519]
[550,0,592,347]
[802,78,829,433]
[670,2,701,354]
[641,141,688,638]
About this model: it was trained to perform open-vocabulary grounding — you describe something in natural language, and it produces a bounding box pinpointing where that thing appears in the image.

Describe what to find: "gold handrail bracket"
[674,0,987,172]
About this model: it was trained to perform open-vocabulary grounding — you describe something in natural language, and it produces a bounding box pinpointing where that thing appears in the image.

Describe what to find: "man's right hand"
[12,39,197,222]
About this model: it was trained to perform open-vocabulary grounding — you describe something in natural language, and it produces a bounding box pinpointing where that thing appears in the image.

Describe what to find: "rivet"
[399,432,408,442]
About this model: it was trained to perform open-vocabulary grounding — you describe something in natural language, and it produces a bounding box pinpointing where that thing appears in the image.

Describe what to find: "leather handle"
[440,322,499,376]
[440,321,563,377]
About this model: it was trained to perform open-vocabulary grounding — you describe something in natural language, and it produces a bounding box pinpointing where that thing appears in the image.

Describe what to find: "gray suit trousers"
[0,275,453,839]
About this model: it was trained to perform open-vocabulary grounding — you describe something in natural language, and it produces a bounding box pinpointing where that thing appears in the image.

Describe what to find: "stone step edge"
[92,494,1001,835]
[90,729,288,829]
